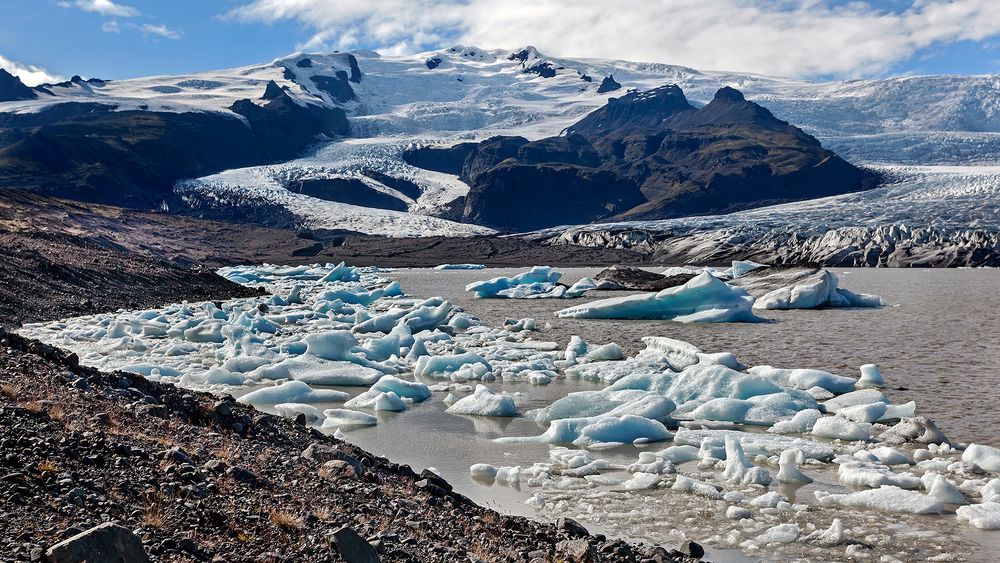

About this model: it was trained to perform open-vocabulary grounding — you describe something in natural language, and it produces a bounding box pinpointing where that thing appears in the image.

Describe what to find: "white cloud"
[140,23,182,40]
[101,20,121,33]
[0,54,64,86]
[64,0,141,18]
[225,0,1000,78]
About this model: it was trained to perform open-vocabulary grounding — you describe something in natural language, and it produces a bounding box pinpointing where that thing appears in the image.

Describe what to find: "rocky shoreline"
[0,327,698,562]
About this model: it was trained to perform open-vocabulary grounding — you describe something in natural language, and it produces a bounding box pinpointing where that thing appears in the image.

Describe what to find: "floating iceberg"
[345,390,409,411]
[555,272,761,323]
[239,380,349,406]
[466,266,563,298]
[321,408,379,429]
[498,414,671,449]
[434,264,486,270]
[963,443,1000,472]
[814,486,944,514]
[446,385,519,417]
[753,270,884,310]
[956,502,1000,529]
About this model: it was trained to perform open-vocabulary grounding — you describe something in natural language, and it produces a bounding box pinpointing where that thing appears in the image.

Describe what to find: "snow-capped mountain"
[1,45,999,257]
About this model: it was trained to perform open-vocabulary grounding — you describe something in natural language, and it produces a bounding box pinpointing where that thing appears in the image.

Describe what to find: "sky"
[2,0,1000,85]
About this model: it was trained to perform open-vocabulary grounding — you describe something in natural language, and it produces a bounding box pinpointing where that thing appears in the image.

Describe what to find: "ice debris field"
[18,262,1000,561]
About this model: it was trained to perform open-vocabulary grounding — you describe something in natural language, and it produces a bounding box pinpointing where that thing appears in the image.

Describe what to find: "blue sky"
[2,0,1000,84]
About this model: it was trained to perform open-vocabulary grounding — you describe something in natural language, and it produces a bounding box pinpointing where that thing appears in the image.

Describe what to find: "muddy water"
[391,267,1000,448]
[316,266,1000,561]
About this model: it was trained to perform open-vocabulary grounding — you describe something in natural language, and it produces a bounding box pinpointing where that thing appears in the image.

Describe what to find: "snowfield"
[4,46,1000,238]
[17,262,1000,560]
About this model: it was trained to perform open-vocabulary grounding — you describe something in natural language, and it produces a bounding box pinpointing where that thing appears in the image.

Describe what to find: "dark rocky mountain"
[597,75,621,93]
[0,88,348,208]
[407,84,878,231]
[0,69,37,102]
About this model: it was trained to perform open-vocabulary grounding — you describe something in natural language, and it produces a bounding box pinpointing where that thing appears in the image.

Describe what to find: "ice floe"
[753,270,884,310]
[555,272,761,322]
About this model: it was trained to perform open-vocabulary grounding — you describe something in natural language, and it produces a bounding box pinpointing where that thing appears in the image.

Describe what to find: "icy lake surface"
[19,264,1000,561]
[393,267,1000,448]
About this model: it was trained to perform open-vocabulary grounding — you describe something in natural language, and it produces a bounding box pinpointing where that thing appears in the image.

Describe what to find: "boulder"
[46,523,149,563]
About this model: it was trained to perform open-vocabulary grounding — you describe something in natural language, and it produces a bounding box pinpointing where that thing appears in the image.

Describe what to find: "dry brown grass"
[37,459,59,473]
[20,401,45,414]
[47,404,67,422]
[269,510,303,531]
[142,506,165,529]
[312,507,333,522]
[0,383,19,399]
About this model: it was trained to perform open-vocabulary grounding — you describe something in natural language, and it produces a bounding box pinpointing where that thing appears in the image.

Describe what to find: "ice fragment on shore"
[273,402,322,422]
[756,523,799,544]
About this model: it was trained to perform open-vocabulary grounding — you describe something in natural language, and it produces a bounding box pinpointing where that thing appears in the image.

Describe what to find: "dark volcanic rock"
[45,523,149,563]
[261,80,285,100]
[287,177,408,211]
[0,68,37,101]
[296,58,313,68]
[524,61,557,78]
[425,57,443,70]
[0,89,348,208]
[310,73,356,103]
[331,53,363,83]
[410,84,877,231]
[596,74,621,93]
[401,142,478,174]
[0,228,260,327]
[331,527,380,563]
[360,169,422,199]
[595,265,695,291]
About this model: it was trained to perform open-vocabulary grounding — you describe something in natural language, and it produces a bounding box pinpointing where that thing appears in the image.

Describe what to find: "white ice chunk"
[321,408,378,428]
[446,385,518,417]
[753,270,883,310]
[748,365,856,393]
[776,448,813,483]
[814,486,944,514]
[963,443,1000,472]
[273,402,322,422]
[671,475,723,499]
[555,272,760,323]
[345,390,408,411]
[622,472,662,490]
[956,502,1000,529]
[857,364,885,388]
[769,409,822,434]
[812,416,871,441]
[239,380,349,405]
[756,523,799,544]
